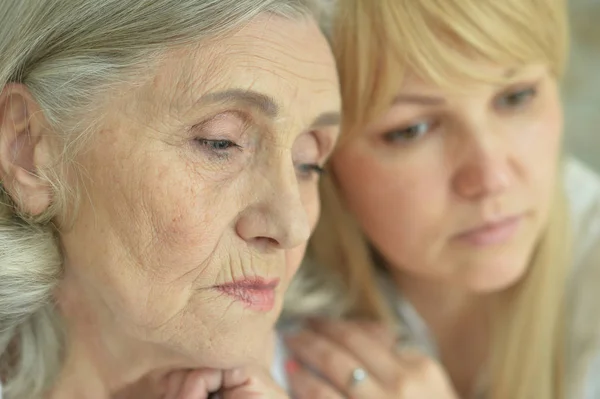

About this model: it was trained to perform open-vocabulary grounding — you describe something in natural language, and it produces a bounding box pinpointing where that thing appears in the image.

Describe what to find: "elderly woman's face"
[58,15,340,367]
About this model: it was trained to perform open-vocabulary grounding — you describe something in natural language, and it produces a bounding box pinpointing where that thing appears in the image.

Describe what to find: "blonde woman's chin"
[457,257,530,294]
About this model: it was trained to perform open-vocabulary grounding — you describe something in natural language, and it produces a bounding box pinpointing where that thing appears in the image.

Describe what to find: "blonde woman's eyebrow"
[392,94,446,106]
[504,67,520,78]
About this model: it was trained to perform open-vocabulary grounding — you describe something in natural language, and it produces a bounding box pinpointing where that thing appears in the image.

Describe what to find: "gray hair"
[0,1,320,397]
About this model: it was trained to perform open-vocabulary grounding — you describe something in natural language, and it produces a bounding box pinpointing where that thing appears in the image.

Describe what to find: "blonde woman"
[276,0,600,398]
[0,1,340,398]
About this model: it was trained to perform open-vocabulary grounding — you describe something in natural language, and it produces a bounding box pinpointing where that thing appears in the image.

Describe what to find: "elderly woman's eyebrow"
[196,89,340,129]
[310,111,341,129]
[197,89,279,117]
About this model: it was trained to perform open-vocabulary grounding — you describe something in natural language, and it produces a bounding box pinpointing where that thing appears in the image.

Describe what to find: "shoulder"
[563,158,600,313]
[562,158,600,397]
[563,157,600,265]
[563,157,600,307]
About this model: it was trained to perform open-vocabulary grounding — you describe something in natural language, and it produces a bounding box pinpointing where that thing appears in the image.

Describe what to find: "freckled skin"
[57,15,341,371]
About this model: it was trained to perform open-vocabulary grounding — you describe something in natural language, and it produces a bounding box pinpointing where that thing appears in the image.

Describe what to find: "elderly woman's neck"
[49,274,188,399]
[47,338,171,399]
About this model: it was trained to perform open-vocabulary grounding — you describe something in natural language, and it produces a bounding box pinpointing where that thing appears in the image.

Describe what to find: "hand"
[284,319,459,399]
[162,366,288,399]
[114,366,288,399]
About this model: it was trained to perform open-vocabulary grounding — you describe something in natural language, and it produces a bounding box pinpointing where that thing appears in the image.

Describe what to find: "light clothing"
[273,158,600,398]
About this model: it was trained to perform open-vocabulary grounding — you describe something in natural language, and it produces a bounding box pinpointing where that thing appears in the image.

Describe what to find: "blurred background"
[564,0,600,170]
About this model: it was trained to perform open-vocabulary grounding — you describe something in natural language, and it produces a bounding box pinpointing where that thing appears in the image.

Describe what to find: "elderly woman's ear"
[0,83,53,216]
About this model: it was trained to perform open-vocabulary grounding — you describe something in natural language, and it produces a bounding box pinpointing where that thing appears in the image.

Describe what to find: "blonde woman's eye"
[496,87,538,109]
[383,121,431,143]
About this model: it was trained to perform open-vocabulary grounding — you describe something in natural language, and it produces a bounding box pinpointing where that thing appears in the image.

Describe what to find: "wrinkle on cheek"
[147,186,236,289]
[285,245,306,279]
[215,245,276,284]
[119,182,162,265]
[146,295,189,332]
[173,290,233,349]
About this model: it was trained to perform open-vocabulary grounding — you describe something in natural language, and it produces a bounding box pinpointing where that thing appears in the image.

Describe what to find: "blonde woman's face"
[58,15,340,368]
[332,64,562,292]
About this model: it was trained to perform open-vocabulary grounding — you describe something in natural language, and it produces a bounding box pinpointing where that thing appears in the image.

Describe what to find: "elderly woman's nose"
[236,174,312,250]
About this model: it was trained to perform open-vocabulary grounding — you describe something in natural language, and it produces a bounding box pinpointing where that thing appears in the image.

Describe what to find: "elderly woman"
[0,1,340,398]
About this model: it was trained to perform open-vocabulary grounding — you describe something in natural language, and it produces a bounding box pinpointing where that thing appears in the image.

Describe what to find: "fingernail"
[285,359,300,375]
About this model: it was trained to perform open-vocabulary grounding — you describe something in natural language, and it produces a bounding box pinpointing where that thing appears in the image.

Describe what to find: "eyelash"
[296,163,325,180]
[495,86,538,109]
[196,138,325,179]
[195,138,242,159]
[382,120,435,144]
[381,85,539,144]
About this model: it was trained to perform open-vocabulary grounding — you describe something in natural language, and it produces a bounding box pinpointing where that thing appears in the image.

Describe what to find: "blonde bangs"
[333,0,568,140]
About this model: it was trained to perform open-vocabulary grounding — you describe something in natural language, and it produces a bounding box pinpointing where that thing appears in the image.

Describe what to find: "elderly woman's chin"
[162,298,281,368]
[162,273,293,367]
[57,233,303,369]
[144,287,283,367]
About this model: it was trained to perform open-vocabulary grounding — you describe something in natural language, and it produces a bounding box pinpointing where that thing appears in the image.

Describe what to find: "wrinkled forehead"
[148,15,341,126]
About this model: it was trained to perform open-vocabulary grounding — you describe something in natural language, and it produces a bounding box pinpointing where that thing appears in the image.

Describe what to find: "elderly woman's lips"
[215,278,280,312]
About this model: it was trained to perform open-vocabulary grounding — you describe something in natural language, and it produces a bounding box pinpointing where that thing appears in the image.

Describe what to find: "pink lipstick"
[215,278,280,311]
[455,215,524,247]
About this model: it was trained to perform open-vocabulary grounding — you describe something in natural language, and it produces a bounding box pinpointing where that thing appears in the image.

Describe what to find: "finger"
[164,371,187,399]
[285,329,380,397]
[220,367,252,389]
[396,346,429,365]
[396,347,447,378]
[394,349,458,396]
[287,361,344,399]
[177,369,224,399]
[354,320,399,350]
[220,366,286,397]
[307,319,401,386]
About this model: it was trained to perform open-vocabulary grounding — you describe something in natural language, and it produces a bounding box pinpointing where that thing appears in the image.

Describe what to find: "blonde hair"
[0,1,320,398]
[286,0,571,398]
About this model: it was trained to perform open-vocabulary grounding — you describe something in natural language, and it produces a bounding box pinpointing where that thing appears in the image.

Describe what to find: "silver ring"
[348,367,368,388]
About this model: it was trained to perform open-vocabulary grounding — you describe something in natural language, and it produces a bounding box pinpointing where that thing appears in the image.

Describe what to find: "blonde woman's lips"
[454,214,524,247]
[215,278,280,312]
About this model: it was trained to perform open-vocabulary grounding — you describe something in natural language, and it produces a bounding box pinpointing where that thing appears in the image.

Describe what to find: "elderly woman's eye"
[296,163,325,180]
[195,138,241,156]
